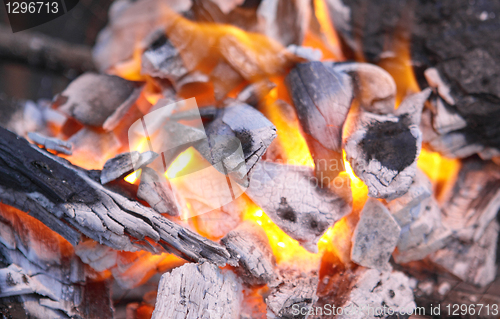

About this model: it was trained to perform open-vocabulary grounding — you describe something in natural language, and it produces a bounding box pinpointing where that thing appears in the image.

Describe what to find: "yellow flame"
[417,149,461,186]
[124,169,142,184]
[165,148,195,179]
[311,0,344,60]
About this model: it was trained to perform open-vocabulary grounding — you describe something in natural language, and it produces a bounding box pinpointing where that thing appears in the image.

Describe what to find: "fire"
[125,169,142,184]
[165,147,195,179]
[417,148,461,198]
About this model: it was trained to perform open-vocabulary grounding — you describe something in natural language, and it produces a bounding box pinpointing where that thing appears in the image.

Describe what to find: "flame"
[417,148,461,198]
[165,148,195,179]
[304,0,344,60]
[125,169,142,184]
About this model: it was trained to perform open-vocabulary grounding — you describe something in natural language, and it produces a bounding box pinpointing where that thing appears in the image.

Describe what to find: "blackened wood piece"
[152,262,242,319]
[246,161,351,253]
[221,221,279,286]
[344,89,431,200]
[0,127,231,266]
[100,151,158,184]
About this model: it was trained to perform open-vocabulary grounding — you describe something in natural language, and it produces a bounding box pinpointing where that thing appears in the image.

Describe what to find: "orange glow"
[260,88,315,167]
[112,6,300,83]
[378,40,420,106]
[417,149,461,199]
[308,0,344,60]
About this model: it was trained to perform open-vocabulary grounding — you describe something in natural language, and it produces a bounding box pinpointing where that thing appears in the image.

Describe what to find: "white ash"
[351,198,400,271]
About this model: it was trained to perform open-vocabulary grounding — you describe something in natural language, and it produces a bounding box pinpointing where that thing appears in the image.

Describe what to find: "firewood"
[141,33,188,84]
[54,73,139,129]
[0,127,231,266]
[331,62,397,114]
[329,0,500,158]
[27,132,73,155]
[351,198,401,271]
[430,220,498,288]
[440,158,500,242]
[0,25,95,73]
[151,262,243,319]
[265,267,318,319]
[315,267,416,319]
[221,220,279,286]
[236,80,276,106]
[344,89,431,200]
[386,171,452,263]
[245,161,351,253]
[100,151,158,185]
[430,97,467,135]
[286,44,322,61]
[197,101,277,184]
[286,61,353,180]
[137,167,181,216]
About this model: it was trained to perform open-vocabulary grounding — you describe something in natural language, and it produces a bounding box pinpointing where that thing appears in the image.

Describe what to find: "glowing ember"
[165,147,196,179]
[125,169,142,184]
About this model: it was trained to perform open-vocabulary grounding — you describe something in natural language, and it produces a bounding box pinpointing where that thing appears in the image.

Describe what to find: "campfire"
[0,0,499,318]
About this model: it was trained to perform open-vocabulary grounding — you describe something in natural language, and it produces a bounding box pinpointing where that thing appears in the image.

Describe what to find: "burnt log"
[0,127,231,266]
[221,220,279,286]
[344,89,431,200]
[151,262,243,319]
[245,161,351,253]
[100,151,158,185]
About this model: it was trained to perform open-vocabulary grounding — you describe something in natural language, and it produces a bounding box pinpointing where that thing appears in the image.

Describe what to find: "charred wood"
[246,161,351,253]
[221,220,279,286]
[0,127,231,266]
[151,262,242,319]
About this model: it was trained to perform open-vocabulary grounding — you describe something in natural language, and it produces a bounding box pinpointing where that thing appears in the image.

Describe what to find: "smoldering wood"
[351,198,401,271]
[286,61,352,180]
[245,161,351,253]
[151,262,243,319]
[286,44,322,61]
[330,62,396,114]
[221,220,279,286]
[0,25,95,73]
[439,158,500,243]
[141,33,189,84]
[0,127,231,266]
[424,68,455,106]
[100,151,158,185]
[344,89,431,200]
[265,268,318,319]
[286,61,352,153]
[54,72,138,128]
[387,171,451,263]
[236,80,276,106]
[328,0,500,157]
[27,132,73,155]
[210,61,245,101]
[431,97,467,135]
[197,102,277,185]
[137,167,181,216]
[430,220,499,288]
[0,207,113,319]
[314,267,416,319]
[256,0,311,46]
